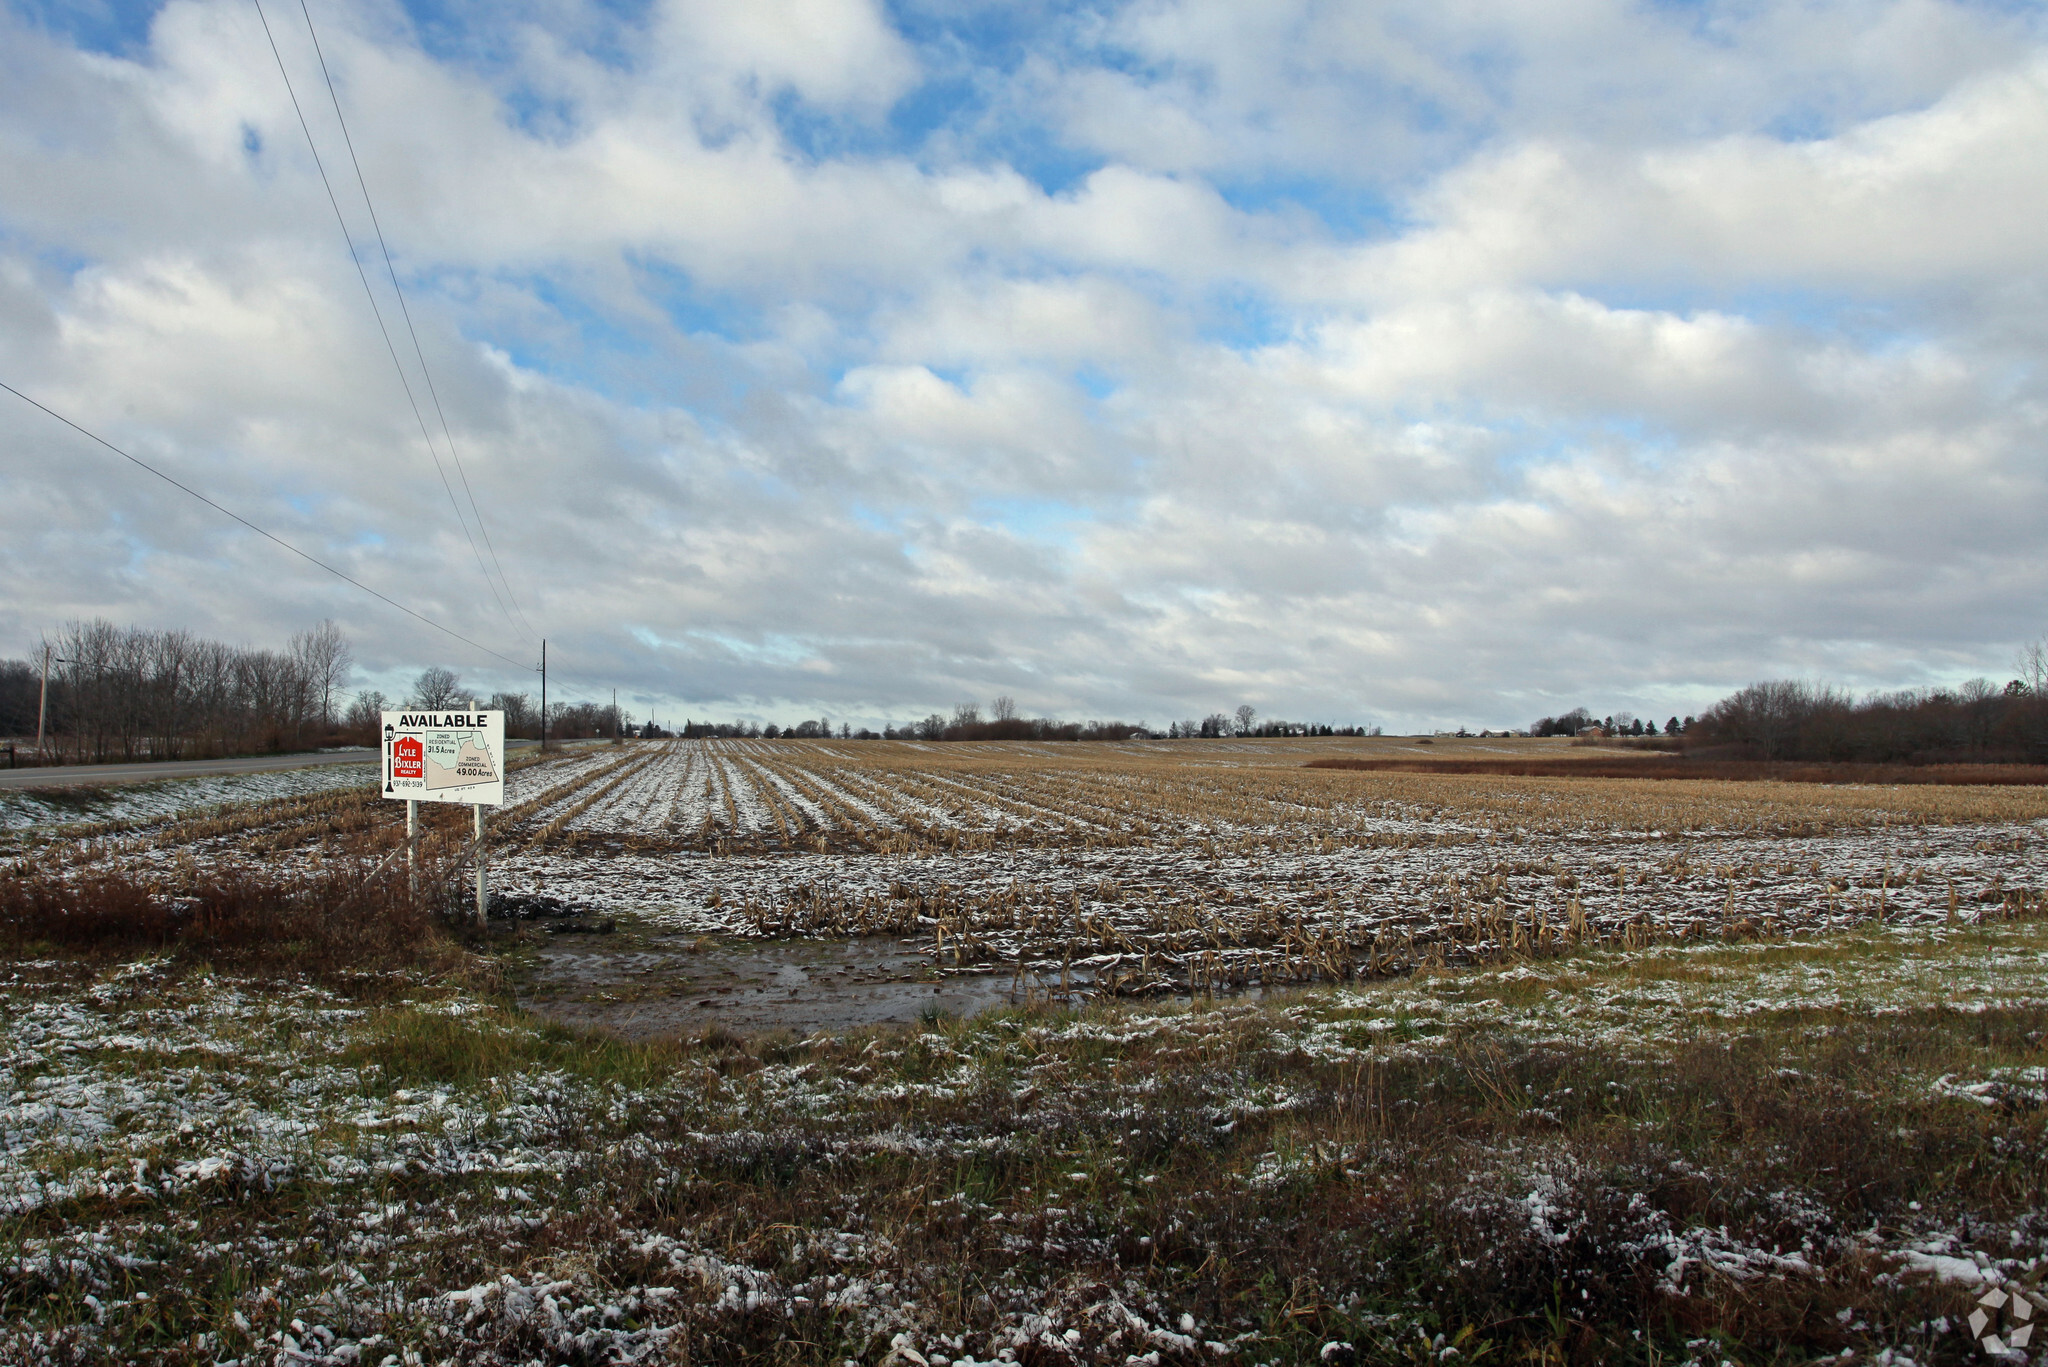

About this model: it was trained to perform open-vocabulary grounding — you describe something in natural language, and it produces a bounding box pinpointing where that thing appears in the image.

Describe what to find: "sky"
[4,0,2047,733]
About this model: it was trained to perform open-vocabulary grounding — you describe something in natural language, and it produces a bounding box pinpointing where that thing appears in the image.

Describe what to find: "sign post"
[382,709,505,930]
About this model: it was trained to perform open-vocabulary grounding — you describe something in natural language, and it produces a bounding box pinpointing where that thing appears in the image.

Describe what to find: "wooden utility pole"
[613,687,619,744]
[35,643,50,759]
[35,644,77,762]
[539,638,547,753]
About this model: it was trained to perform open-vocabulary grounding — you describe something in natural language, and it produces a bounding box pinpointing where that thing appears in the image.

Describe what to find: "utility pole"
[36,644,77,763]
[35,643,50,759]
[612,687,619,745]
[539,638,547,753]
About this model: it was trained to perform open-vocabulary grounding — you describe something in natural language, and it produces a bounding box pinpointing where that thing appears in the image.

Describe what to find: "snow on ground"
[734,755,833,831]
[7,739,2048,1361]
[16,740,2047,995]
[709,749,777,834]
[0,762,375,836]
[481,816,2048,989]
[5,925,2047,1364]
[564,747,685,834]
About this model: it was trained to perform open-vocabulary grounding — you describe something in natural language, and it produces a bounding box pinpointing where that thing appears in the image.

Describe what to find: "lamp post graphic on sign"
[383,709,504,929]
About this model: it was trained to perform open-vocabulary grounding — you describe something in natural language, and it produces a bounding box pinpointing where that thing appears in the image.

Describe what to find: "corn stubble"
[477,739,2048,998]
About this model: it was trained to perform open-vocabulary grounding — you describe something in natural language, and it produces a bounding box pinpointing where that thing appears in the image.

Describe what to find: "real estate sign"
[381,710,505,806]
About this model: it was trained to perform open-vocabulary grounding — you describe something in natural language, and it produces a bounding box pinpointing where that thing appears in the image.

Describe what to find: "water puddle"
[514,928,1041,1038]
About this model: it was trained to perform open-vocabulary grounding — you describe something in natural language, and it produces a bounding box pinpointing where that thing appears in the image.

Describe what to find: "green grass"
[339,1002,698,1091]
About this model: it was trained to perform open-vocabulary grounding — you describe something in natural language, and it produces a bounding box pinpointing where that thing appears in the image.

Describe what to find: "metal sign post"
[382,708,505,930]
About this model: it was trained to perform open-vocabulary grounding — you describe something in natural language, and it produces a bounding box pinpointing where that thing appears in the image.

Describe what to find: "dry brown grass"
[1308,754,2048,785]
[0,849,464,974]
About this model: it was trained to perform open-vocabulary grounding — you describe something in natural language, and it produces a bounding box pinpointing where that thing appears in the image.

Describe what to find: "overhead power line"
[293,0,539,646]
[247,0,532,643]
[0,378,532,672]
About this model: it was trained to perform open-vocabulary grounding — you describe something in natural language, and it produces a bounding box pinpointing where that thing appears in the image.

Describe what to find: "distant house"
[1576,725,1606,738]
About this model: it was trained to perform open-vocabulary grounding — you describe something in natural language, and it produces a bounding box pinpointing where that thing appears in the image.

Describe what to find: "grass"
[5,921,2047,1364]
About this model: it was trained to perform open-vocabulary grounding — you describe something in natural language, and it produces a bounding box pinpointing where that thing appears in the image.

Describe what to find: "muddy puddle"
[513,927,1065,1038]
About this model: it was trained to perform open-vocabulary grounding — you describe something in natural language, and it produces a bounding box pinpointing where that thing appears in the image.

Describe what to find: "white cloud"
[1,0,2045,731]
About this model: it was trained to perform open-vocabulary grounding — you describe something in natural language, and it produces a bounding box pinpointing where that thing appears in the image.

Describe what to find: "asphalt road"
[0,748,378,790]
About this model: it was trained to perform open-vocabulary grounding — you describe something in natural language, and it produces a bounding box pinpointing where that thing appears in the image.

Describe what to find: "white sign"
[381,710,505,806]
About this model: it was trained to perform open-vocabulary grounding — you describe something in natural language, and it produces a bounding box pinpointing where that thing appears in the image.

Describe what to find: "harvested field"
[13,737,2048,1008]
[491,737,2048,1002]
[6,739,2048,1363]
[0,761,377,840]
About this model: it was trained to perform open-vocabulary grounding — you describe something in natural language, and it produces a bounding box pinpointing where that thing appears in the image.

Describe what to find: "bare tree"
[343,689,390,743]
[952,702,982,729]
[2018,635,2048,694]
[410,667,464,708]
[30,618,368,761]
[291,620,352,728]
[1234,704,1257,736]
[991,695,1017,722]
[487,691,536,738]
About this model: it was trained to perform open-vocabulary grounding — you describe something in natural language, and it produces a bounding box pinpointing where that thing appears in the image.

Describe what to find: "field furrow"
[37,736,2045,1002]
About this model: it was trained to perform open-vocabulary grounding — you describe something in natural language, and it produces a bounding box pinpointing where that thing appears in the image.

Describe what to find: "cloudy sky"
[4,0,2046,732]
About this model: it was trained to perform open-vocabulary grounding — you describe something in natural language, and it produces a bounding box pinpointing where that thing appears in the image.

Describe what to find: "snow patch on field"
[0,763,375,835]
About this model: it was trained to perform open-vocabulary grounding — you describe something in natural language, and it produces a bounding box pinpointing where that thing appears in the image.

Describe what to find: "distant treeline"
[1,619,351,763]
[1531,708,1691,738]
[675,701,1377,743]
[0,625,636,763]
[1685,678,2048,764]
[340,667,622,744]
[676,714,1151,742]
[1527,675,2048,764]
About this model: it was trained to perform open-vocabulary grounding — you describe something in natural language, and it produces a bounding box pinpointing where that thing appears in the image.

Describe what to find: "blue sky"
[3,0,2048,731]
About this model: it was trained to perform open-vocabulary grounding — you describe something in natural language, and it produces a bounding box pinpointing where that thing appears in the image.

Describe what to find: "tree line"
[0,623,636,763]
[675,699,1377,743]
[1531,708,1692,738]
[1683,677,2048,764]
[0,619,350,763]
[1534,652,2048,763]
[339,666,623,744]
[1164,704,1378,739]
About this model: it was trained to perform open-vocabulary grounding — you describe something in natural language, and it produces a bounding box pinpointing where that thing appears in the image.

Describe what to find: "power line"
[293,0,539,646]
[247,0,527,640]
[0,378,532,672]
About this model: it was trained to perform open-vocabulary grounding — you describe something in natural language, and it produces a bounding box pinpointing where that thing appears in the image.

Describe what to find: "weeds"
[0,852,459,976]
[5,924,2048,1364]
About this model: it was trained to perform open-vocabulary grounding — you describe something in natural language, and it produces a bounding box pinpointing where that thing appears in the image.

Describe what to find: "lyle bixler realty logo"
[1969,1284,2040,1356]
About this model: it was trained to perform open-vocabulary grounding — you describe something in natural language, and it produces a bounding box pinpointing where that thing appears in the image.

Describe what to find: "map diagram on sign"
[426,736,499,790]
